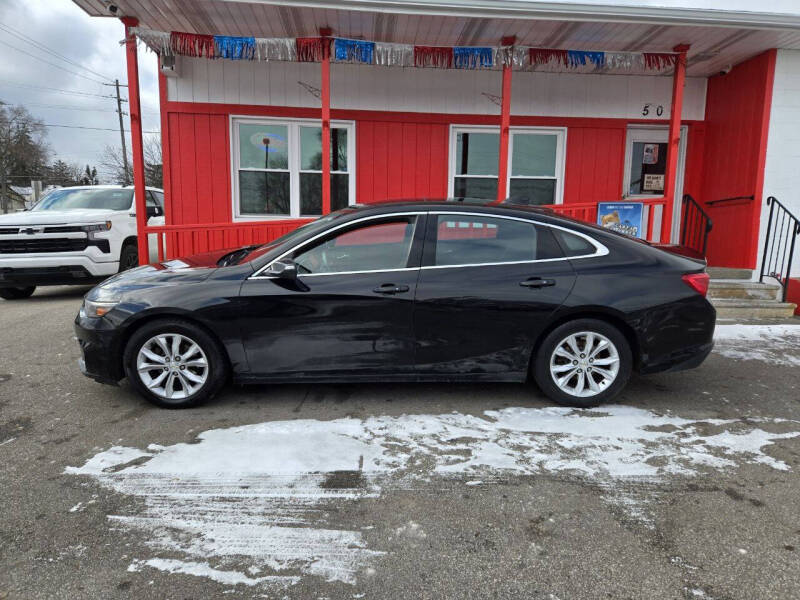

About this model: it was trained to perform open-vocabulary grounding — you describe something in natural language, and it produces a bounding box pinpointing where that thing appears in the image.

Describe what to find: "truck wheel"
[0,287,36,300]
[119,243,139,272]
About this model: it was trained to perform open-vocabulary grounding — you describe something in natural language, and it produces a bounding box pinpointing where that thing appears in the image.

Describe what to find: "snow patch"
[714,324,800,365]
[66,405,800,590]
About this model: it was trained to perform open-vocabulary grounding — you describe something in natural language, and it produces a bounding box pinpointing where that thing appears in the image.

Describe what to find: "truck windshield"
[32,188,134,211]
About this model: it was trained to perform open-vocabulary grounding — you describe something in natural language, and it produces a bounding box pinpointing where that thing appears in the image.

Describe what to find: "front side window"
[234,119,354,219]
[433,215,563,266]
[292,217,417,274]
[450,127,566,205]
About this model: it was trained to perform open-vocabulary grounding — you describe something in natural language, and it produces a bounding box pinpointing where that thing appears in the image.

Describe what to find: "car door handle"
[373,283,410,295]
[519,277,556,288]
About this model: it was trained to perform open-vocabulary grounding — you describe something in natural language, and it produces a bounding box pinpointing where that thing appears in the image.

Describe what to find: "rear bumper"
[638,341,714,374]
[74,313,124,384]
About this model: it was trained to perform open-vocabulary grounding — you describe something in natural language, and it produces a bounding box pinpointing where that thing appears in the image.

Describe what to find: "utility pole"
[113,79,130,185]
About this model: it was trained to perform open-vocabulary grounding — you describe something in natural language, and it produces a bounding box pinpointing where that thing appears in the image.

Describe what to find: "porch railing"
[545,198,668,243]
[759,196,800,302]
[679,194,713,257]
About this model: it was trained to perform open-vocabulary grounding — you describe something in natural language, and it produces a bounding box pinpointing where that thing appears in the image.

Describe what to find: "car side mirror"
[146,205,162,218]
[266,259,298,280]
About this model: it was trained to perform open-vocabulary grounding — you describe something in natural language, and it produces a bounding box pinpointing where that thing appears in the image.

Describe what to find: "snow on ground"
[66,404,800,591]
[714,324,800,365]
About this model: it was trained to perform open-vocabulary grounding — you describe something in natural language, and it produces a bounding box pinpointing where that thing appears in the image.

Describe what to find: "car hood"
[0,208,120,225]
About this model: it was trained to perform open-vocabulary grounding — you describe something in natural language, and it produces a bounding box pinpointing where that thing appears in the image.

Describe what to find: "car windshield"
[32,188,133,211]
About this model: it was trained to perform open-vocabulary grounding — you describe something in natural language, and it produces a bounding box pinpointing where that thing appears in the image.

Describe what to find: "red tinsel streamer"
[414,46,453,68]
[170,31,215,58]
[529,48,569,67]
[643,53,678,70]
[296,37,330,62]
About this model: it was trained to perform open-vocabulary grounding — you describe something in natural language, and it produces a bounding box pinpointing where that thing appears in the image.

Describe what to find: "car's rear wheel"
[119,243,139,272]
[123,319,229,408]
[533,318,632,408]
[0,286,36,300]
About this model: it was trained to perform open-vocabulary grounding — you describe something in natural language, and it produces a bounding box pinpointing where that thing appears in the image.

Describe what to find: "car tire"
[123,319,229,408]
[119,243,139,272]
[533,318,632,408]
[0,286,36,300]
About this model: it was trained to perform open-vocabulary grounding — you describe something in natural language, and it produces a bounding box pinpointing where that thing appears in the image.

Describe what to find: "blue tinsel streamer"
[453,47,494,69]
[214,35,256,60]
[567,50,605,68]
[334,39,375,64]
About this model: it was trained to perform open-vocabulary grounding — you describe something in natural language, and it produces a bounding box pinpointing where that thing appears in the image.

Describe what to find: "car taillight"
[682,272,710,297]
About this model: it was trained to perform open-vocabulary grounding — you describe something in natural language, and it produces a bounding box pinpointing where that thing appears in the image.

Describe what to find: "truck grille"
[0,238,89,254]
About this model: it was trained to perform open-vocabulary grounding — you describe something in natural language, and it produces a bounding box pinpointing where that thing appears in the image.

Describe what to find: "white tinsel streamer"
[255,38,296,61]
[373,42,413,67]
[604,52,644,71]
[131,27,172,55]
[495,46,531,69]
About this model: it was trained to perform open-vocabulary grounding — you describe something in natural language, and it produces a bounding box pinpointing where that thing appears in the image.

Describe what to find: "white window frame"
[231,116,356,221]
[447,125,567,205]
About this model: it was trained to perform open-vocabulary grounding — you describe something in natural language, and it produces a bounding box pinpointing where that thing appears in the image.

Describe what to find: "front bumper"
[0,254,119,287]
[74,313,124,385]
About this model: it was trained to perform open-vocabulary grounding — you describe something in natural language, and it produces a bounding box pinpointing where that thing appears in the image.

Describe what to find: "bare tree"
[99,133,163,189]
[0,101,50,213]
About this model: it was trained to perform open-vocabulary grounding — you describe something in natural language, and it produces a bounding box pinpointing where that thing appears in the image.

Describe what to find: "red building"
[74,0,800,296]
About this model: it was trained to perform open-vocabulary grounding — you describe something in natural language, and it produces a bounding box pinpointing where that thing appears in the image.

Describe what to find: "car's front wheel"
[533,318,632,408]
[0,286,36,300]
[123,319,229,408]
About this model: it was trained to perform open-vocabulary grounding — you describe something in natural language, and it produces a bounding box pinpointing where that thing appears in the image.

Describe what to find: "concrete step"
[707,267,752,280]
[708,280,782,301]
[710,298,797,319]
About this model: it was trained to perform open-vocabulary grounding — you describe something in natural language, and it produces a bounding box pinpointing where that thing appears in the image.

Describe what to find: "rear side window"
[432,215,563,266]
[552,228,598,257]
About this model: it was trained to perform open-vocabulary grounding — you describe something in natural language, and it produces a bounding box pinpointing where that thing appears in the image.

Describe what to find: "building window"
[449,126,566,205]
[232,117,355,219]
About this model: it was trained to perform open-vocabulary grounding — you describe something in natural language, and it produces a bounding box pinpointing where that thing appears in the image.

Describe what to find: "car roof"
[45,185,164,192]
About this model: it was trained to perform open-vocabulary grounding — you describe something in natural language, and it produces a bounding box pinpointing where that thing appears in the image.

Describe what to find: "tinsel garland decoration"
[132,28,172,55]
[453,47,494,69]
[296,37,330,62]
[643,52,678,70]
[171,31,215,58]
[567,50,605,68]
[374,42,413,66]
[334,38,375,64]
[414,46,453,68]
[529,48,569,67]
[214,35,255,60]
[604,51,644,70]
[255,38,297,61]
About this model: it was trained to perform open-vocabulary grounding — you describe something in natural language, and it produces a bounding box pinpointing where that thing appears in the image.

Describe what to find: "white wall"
[167,56,707,121]
[759,49,800,279]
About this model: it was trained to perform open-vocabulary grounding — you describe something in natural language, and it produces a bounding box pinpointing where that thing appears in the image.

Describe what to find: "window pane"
[455,132,499,175]
[300,173,349,215]
[434,215,537,266]
[628,142,667,196]
[300,126,348,172]
[453,177,498,200]
[294,218,416,274]
[239,171,290,215]
[552,228,597,257]
[239,123,289,170]
[508,179,556,206]
[512,134,557,177]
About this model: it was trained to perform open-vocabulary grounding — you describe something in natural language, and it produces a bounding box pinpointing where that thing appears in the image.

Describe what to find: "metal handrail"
[680,194,713,256]
[706,194,755,207]
[759,196,800,302]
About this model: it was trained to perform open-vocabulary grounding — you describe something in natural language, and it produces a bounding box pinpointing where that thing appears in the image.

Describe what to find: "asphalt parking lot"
[1,286,800,600]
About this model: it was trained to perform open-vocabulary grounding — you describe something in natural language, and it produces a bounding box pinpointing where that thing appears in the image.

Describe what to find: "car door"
[413,212,577,378]
[145,191,165,262]
[238,213,426,378]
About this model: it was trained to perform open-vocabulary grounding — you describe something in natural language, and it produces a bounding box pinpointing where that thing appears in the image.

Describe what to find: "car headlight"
[82,222,112,239]
[83,299,118,318]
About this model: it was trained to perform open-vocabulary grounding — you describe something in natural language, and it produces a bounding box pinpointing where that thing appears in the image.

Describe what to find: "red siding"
[701,50,776,268]
[563,125,626,205]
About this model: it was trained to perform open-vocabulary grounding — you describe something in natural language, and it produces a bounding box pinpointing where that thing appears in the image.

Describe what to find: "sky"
[0,0,160,183]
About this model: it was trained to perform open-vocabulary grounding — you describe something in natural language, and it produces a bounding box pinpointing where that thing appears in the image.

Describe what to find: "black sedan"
[74,200,715,408]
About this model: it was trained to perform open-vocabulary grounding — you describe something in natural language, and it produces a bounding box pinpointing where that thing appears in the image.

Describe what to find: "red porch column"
[121,17,149,264]
[320,28,332,214]
[495,36,516,204]
[661,44,690,243]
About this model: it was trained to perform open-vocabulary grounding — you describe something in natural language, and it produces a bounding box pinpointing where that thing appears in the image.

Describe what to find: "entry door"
[622,126,688,243]
[238,214,424,378]
[413,213,576,378]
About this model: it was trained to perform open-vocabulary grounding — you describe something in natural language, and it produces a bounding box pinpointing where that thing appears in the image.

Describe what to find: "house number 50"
[642,104,665,117]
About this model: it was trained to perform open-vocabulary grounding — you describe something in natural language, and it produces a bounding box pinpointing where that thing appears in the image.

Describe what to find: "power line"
[0,38,109,85]
[1,81,124,100]
[41,123,160,134]
[0,22,114,83]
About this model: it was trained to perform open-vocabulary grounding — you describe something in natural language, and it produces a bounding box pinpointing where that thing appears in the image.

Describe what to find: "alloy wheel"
[136,333,209,400]
[549,331,620,398]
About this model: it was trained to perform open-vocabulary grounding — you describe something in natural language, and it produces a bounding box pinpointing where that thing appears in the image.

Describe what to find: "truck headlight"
[82,222,112,239]
[83,299,118,318]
